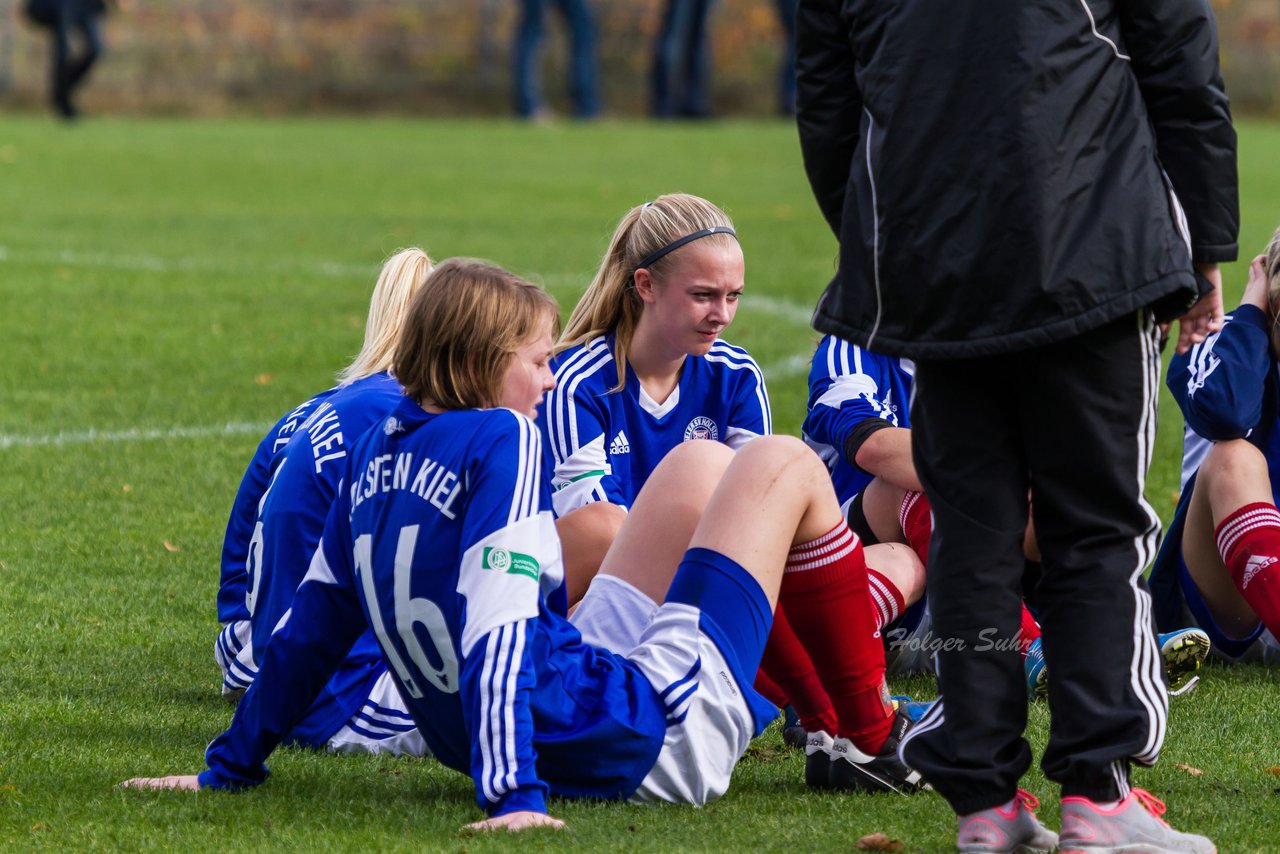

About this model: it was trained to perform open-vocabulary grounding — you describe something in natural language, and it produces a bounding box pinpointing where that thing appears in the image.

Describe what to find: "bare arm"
[852,427,923,493]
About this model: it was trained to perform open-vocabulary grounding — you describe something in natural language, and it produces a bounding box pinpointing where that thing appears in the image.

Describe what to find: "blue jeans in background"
[512,0,601,119]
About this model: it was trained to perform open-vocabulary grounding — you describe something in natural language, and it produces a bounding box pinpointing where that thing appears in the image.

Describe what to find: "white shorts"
[325,670,429,757]
[572,574,756,806]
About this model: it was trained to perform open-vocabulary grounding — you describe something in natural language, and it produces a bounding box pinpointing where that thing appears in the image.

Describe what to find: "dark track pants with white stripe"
[899,312,1169,815]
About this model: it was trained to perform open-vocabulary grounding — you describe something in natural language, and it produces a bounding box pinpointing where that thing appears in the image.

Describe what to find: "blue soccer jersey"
[540,335,771,516]
[1151,306,1280,655]
[218,390,334,626]
[200,398,674,816]
[223,373,407,744]
[803,335,914,503]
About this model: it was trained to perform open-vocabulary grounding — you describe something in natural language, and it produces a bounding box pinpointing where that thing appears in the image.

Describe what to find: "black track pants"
[900,312,1169,815]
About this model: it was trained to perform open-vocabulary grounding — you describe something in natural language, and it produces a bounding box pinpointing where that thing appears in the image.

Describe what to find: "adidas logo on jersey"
[609,430,630,455]
[1242,555,1277,589]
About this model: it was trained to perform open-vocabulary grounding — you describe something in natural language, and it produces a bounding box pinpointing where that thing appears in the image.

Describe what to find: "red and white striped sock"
[780,520,894,753]
[899,490,933,565]
[866,567,906,631]
[1216,502,1280,638]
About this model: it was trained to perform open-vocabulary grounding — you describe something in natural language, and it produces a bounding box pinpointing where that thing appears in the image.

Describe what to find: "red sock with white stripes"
[1216,502,1280,638]
[1019,603,1041,656]
[866,567,906,631]
[758,604,838,734]
[899,491,933,564]
[781,520,894,753]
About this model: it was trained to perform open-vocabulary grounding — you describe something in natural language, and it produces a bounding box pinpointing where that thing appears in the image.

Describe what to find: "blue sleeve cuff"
[198,762,268,791]
[488,786,548,817]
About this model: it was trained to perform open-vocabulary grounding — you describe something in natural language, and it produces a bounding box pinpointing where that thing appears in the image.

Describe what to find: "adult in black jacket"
[796,1,1237,850]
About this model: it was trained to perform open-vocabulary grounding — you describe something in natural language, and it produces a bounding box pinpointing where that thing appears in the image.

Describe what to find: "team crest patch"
[684,416,718,441]
[482,547,540,580]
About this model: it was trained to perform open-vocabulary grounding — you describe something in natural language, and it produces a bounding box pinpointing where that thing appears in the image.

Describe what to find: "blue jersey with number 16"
[201,397,668,817]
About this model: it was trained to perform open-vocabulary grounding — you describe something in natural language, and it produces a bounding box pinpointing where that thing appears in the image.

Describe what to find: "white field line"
[1,246,820,326]
[2,351,813,451]
[0,421,274,450]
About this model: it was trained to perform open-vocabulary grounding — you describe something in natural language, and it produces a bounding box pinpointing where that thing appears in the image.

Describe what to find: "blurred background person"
[650,0,715,119]
[24,0,108,119]
[511,0,601,121]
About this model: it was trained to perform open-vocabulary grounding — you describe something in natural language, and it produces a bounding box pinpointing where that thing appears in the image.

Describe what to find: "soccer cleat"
[1059,788,1216,853]
[804,730,836,790]
[781,704,808,750]
[1025,637,1048,700]
[1025,629,1211,700]
[1158,628,1211,696]
[825,704,925,795]
[957,789,1059,853]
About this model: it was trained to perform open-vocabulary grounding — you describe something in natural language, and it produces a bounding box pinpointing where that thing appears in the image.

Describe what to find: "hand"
[461,811,566,834]
[119,775,201,791]
[1240,255,1271,313]
[1173,263,1224,354]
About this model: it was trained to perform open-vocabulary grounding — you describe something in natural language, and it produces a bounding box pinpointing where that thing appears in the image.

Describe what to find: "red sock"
[781,521,893,753]
[899,491,932,564]
[758,604,838,734]
[753,667,787,708]
[1216,502,1280,638]
[866,567,906,631]
[1019,603,1041,656]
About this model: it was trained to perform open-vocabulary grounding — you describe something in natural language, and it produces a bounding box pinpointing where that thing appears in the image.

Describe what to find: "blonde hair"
[395,258,560,411]
[558,193,737,388]
[337,247,435,386]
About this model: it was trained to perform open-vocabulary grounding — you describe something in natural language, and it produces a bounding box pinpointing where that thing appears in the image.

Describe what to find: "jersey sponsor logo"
[482,547,540,580]
[684,416,719,441]
[384,416,403,435]
[1242,555,1277,589]
[609,430,630,455]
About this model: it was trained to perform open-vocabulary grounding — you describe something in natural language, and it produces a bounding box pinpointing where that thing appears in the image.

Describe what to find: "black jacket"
[797,0,1239,359]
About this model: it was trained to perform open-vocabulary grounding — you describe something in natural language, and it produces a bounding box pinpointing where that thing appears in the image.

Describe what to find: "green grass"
[1,115,1279,851]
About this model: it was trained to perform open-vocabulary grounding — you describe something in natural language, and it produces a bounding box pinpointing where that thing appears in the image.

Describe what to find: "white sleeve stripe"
[478,629,499,802]
[550,343,614,463]
[478,623,525,803]
[704,350,772,433]
[501,621,526,793]
[851,342,863,376]
[506,415,542,525]
[825,336,836,378]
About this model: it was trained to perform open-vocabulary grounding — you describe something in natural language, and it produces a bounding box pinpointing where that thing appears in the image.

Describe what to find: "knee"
[1202,439,1266,484]
[733,434,824,479]
[662,436,736,472]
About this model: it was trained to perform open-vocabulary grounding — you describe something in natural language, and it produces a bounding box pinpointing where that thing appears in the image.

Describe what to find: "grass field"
[2,115,1279,852]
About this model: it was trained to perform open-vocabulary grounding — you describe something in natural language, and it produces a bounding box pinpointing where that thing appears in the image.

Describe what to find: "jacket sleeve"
[1118,0,1239,263]
[455,414,560,816]
[1168,305,1271,440]
[200,496,367,790]
[796,0,862,237]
